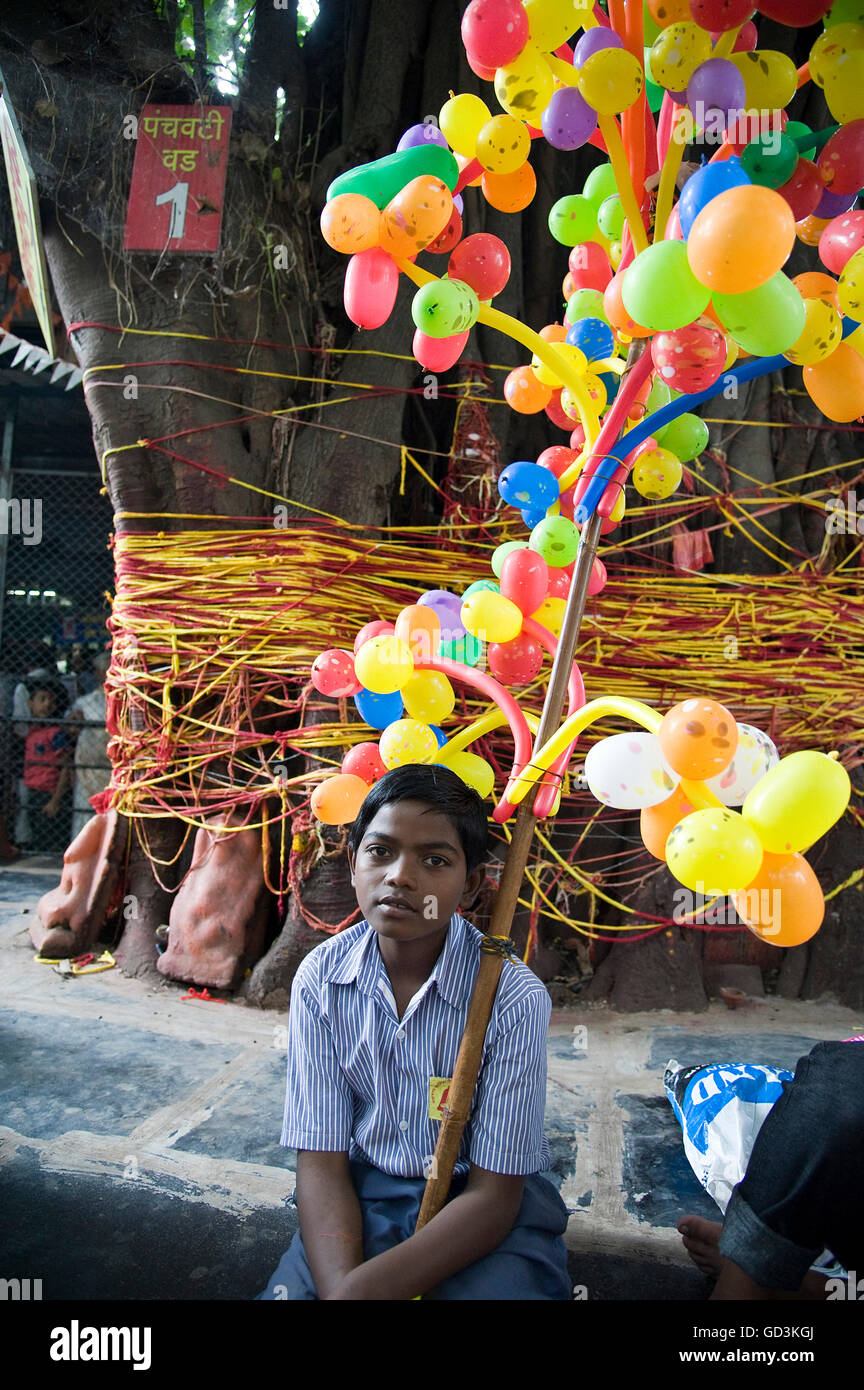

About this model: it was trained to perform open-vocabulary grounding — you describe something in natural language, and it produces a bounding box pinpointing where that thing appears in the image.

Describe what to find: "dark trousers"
[718,1041,864,1289]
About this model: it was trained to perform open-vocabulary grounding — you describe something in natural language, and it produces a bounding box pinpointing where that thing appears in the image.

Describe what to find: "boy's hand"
[296,1151,365,1298]
[43,800,61,819]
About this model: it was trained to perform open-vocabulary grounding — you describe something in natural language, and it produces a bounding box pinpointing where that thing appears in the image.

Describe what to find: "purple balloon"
[686,59,746,130]
[419,589,462,611]
[573,28,623,69]
[396,122,448,152]
[541,87,598,152]
[453,193,464,215]
[815,186,858,219]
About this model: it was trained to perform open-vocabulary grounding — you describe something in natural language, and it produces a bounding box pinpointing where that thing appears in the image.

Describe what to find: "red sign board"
[124,105,232,253]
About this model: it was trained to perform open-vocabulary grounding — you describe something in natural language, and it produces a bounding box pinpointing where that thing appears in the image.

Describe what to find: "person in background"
[68,651,111,840]
[15,678,72,854]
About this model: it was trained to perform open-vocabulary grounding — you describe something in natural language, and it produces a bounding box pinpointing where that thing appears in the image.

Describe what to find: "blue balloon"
[521,507,548,527]
[354,687,403,730]
[597,370,619,405]
[678,156,750,240]
[429,724,448,748]
[565,316,615,363]
[498,460,559,511]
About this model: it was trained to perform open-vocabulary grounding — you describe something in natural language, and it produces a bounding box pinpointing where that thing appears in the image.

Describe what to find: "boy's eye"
[426,856,448,868]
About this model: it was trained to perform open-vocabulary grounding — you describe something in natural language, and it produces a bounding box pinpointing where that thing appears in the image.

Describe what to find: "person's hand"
[43,800,60,819]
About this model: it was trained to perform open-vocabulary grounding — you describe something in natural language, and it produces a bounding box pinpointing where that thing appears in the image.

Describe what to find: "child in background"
[257,764,572,1301]
[16,680,72,853]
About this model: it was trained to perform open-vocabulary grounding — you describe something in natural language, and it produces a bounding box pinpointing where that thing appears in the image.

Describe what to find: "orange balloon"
[659,697,738,782]
[796,214,830,247]
[604,269,652,338]
[320,193,381,255]
[804,341,864,422]
[640,785,695,862]
[732,852,824,948]
[379,176,453,258]
[311,773,369,825]
[456,153,482,188]
[481,162,536,213]
[562,272,576,299]
[647,0,691,25]
[686,186,796,295]
[539,322,568,344]
[792,271,840,311]
[504,365,552,413]
[394,603,441,662]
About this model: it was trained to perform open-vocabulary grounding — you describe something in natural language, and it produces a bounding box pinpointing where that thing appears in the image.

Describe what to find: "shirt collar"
[325,914,476,1010]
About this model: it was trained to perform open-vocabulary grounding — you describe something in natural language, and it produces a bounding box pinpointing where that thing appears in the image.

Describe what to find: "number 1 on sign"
[155,182,189,240]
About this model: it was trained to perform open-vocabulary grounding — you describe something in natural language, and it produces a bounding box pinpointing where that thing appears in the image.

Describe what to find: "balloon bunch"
[503,693,851,949]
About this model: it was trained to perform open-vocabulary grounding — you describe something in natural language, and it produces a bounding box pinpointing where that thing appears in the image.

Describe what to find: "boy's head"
[346,765,488,941]
[27,679,66,721]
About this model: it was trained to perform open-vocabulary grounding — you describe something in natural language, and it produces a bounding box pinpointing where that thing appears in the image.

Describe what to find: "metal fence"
[0,467,115,858]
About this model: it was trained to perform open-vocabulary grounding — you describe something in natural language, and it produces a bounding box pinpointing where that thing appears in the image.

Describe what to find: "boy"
[15,680,72,853]
[258,764,572,1300]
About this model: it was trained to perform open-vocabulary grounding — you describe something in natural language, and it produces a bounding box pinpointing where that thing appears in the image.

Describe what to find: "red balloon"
[559,486,576,520]
[569,424,587,451]
[343,248,398,330]
[819,212,864,275]
[413,328,469,372]
[651,321,726,394]
[353,620,394,653]
[342,741,388,785]
[546,567,571,599]
[426,207,463,255]
[545,388,576,431]
[587,558,607,596]
[665,203,683,241]
[488,632,544,687]
[568,241,612,292]
[461,0,529,70]
[710,20,757,49]
[755,0,830,23]
[311,649,361,697]
[819,122,864,198]
[537,445,579,478]
[776,158,824,224]
[691,0,754,29]
[448,233,511,299]
[501,549,549,616]
[465,49,497,81]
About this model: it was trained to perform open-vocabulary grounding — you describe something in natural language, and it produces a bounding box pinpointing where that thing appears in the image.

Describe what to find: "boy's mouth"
[378,895,418,916]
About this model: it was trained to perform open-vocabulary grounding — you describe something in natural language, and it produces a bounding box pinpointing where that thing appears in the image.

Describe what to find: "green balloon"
[642,1,662,46]
[529,515,579,568]
[583,162,618,209]
[786,119,814,148]
[327,144,459,209]
[491,541,527,579]
[656,413,709,463]
[713,274,806,357]
[565,288,607,323]
[622,242,710,332]
[462,579,499,598]
[597,194,625,240]
[645,378,673,415]
[825,0,864,26]
[549,195,598,248]
[411,278,479,339]
[440,633,483,666]
[740,133,799,189]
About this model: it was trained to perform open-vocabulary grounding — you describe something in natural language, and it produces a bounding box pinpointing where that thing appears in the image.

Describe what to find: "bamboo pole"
[414,341,647,1231]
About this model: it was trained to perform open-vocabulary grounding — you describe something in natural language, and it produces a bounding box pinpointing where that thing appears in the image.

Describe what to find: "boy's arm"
[296,1151,365,1299]
[326,1163,524,1300]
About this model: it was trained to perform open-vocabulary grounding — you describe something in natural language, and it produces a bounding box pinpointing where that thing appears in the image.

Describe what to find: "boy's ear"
[459,864,484,909]
[346,844,356,885]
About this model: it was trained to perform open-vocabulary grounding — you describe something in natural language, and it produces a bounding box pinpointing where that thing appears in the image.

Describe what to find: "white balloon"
[705,723,779,806]
[584,732,677,810]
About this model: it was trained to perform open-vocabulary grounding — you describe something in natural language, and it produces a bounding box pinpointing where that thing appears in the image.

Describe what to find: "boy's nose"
[384,856,417,888]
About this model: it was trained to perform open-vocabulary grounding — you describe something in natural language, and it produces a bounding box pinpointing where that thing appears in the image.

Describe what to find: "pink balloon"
[588,558,607,596]
[664,203,683,241]
[342,741,388,785]
[353,620,394,653]
[818,121,864,198]
[488,633,544,686]
[568,241,612,292]
[413,328,469,371]
[537,445,579,478]
[501,549,549,616]
[819,212,864,275]
[311,649,361,697]
[344,248,399,329]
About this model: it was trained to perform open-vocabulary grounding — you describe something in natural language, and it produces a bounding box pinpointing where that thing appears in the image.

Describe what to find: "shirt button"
[395,1031,405,1043]
[399,1120,409,1132]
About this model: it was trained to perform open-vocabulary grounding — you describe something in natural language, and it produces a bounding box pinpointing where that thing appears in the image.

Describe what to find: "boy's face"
[30,689,55,719]
[347,799,484,942]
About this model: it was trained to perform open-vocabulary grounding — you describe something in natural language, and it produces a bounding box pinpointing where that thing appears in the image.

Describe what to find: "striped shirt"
[281,913,552,1178]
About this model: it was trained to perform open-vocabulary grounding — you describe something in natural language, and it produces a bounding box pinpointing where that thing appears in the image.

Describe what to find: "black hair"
[26,678,68,715]
[347,764,488,873]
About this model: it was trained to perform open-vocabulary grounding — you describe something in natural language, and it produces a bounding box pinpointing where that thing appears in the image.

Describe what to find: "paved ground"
[2,858,861,1301]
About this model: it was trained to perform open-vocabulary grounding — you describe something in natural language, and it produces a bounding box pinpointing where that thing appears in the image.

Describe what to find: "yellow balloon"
[578,49,645,115]
[401,670,455,725]
[607,488,626,524]
[378,718,438,769]
[650,23,711,91]
[631,446,682,500]
[460,589,523,644]
[824,52,864,122]
[475,114,531,175]
[666,807,764,894]
[494,44,554,124]
[741,751,851,854]
[838,246,864,321]
[438,751,495,798]
[730,51,797,109]
[809,23,864,88]
[354,634,414,694]
[847,322,864,355]
[783,298,843,366]
[439,93,491,158]
[529,595,566,638]
[523,0,588,51]
[532,342,587,387]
